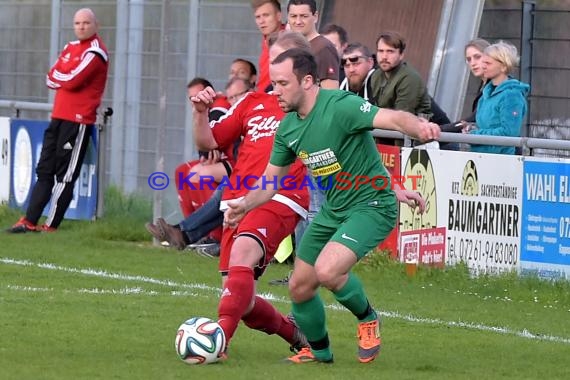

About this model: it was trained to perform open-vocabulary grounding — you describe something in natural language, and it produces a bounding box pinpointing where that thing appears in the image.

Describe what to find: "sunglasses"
[341,55,368,67]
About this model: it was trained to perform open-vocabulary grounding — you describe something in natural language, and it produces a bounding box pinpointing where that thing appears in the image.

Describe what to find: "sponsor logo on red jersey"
[246,115,280,142]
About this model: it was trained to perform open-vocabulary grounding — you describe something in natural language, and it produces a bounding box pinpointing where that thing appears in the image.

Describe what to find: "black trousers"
[26,118,93,228]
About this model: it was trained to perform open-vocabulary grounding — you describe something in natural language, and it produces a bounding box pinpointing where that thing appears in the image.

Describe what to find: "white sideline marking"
[2,257,570,345]
[0,257,218,292]
[6,284,203,297]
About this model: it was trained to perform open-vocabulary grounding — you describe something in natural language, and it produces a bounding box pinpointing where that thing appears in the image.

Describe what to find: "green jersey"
[270,89,394,212]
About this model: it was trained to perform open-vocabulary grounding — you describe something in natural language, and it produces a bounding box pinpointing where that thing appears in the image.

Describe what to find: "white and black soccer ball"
[175,317,226,364]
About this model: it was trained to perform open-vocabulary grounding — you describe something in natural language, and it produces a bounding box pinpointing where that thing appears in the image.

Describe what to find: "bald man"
[8,8,109,233]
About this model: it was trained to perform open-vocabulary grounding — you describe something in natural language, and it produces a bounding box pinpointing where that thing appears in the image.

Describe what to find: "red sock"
[217,266,255,344]
[242,296,296,345]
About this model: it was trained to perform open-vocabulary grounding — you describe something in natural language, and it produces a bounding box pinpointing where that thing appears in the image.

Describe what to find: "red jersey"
[46,34,109,124]
[210,92,308,218]
[210,95,231,121]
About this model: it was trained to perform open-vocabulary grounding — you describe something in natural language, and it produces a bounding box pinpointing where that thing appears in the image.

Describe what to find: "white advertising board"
[400,148,523,276]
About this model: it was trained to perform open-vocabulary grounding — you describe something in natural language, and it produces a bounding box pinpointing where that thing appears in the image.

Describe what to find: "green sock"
[312,347,333,362]
[291,295,333,361]
[333,272,377,322]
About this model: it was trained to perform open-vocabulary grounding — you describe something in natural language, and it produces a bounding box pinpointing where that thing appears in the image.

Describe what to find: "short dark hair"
[272,48,318,84]
[287,0,317,14]
[187,77,213,90]
[251,0,281,12]
[320,23,348,46]
[376,31,406,53]
[232,58,258,76]
[343,42,372,58]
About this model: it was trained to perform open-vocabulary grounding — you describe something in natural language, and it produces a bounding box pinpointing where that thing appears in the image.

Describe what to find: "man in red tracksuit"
[8,8,108,233]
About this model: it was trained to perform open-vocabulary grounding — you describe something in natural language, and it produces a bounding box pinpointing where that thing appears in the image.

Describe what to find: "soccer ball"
[175,317,226,364]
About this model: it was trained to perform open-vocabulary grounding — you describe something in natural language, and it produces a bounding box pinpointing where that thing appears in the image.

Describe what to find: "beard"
[348,76,364,92]
[278,98,297,113]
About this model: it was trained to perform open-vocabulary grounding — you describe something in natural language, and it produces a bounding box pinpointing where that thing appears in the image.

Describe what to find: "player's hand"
[199,150,221,165]
[191,86,217,113]
[395,188,425,213]
[416,118,441,142]
[223,199,247,228]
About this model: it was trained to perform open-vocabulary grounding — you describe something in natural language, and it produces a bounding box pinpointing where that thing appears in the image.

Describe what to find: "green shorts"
[297,199,397,266]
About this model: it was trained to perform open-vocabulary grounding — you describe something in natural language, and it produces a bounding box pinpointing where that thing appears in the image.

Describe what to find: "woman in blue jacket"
[466,41,530,155]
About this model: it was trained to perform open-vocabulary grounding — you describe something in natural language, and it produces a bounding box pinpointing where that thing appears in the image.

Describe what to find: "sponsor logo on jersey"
[299,148,342,176]
[246,115,280,142]
[360,101,372,113]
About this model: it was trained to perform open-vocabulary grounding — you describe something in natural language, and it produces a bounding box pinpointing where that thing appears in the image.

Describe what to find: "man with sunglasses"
[339,43,376,100]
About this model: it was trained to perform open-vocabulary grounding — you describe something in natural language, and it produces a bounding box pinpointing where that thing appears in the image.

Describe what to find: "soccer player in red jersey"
[185,80,310,358]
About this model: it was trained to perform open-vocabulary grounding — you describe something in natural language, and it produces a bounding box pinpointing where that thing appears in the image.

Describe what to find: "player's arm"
[372,108,440,142]
[224,163,290,227]
[191,86,219,151]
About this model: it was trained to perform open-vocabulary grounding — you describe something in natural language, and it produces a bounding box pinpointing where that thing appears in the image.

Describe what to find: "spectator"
[321,23,348,57]
[321,23,349,83]
[466,41,530,155]
[339,42,375,99]
[287,0,339,89]
[146,78,253,257]
[441,38,491,134]
[229,58,257,89]
[250,0,285,93]
[188,77,229,124]
[368,31,437,146]
[464,38,491,119]
[173,78,232,220]
[8,8,108,233]
[338,38,448,148]
[370,31,432,116]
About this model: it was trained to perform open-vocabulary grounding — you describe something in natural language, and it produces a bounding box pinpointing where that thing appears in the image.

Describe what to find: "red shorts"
[219,200,302,279]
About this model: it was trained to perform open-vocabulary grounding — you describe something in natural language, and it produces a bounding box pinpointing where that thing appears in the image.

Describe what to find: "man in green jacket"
[370,31,432,117]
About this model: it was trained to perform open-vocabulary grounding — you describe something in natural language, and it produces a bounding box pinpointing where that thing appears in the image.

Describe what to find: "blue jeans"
[294,175,325,250]
[178,186,223,244]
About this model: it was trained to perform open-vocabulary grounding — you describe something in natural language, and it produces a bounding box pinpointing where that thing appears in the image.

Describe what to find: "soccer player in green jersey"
[224,48,440,364]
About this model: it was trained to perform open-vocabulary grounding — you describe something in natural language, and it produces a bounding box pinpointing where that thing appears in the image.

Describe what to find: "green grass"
[1,197,570,379]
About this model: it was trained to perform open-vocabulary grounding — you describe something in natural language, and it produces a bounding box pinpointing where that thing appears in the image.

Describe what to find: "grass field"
[1,192,570,380]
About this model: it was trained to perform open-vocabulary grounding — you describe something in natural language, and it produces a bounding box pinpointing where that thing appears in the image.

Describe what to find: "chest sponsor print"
[299,148,341,176]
